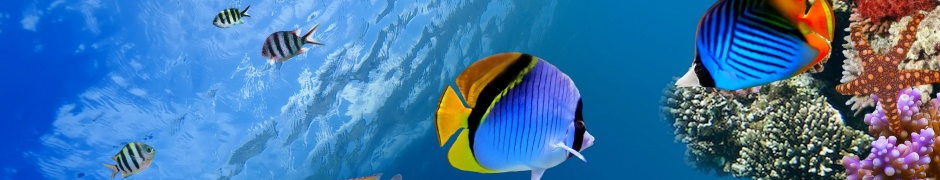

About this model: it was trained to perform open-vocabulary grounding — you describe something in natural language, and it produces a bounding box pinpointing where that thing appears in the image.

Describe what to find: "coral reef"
[856,0,935,23]
[835,13,939,135]
[841,88,940,179]
[662,74,871,179]
[841,7,940,116]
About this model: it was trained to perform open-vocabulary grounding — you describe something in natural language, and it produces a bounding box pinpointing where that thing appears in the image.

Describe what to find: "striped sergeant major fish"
[213,6,251,28]
[102,142,156,180]
[348,173,403,180]
[675,0,835,90]
[261,24,324,69]
[435,53,595,180]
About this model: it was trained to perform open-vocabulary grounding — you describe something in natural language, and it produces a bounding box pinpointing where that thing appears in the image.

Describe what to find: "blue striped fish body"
[261,24,325,63]
[213,6,251,28]
[435,53,594,180]
[471,58,582,171]
[102,142,156,180]
[677,0,818,90]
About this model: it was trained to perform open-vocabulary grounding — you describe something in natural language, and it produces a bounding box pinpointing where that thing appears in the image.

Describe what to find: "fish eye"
[147,147,154,152]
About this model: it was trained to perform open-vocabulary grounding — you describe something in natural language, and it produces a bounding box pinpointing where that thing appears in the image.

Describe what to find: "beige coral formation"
[661,75,871,180]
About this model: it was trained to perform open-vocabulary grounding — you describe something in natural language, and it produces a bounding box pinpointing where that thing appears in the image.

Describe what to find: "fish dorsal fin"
[554,142,586,162]
[768,0,806,25]
[454,52,523,108]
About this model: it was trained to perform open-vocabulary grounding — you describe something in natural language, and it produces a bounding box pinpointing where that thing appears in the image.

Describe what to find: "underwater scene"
[3,0,940,179]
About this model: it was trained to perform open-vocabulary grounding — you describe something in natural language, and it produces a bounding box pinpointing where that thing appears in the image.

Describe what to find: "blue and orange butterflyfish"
[676,0,835,90]
[435,52,595,180]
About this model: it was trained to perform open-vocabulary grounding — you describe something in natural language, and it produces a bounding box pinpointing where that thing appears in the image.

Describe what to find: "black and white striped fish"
[212,6,251,28]
[102,142,156,180]
[261,24,325,62]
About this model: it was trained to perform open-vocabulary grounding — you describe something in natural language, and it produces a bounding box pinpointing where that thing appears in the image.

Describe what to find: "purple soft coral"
[865,88,930,137]
[843,88,938,179]
[842,129,935,179]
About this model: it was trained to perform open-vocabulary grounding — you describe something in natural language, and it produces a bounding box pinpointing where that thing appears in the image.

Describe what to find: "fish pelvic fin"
[554,142,586,162]
[102,163,118,180]
[242,5,251,17]
[435,85,470,147]
[531,169,546,180]
[390,174,402,180]
[303,24,324,46]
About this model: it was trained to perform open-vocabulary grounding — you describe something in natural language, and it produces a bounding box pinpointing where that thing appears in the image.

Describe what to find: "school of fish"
[101,0,837,179]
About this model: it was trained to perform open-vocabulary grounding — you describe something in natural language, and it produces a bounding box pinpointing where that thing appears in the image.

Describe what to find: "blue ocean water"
[0,0,737,179]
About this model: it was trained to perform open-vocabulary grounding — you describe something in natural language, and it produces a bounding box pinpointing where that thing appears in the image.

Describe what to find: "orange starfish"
[835,13,937,135]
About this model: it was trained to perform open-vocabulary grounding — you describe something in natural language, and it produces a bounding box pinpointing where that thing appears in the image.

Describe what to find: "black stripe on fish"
[133,142,145,159]
[692,56,716,88]
[225,9,236,25]
[231,9,241,23]
[569,99,585,158]
[215,13,225,25]
[284,33,297,57]
[273,33,286,59]
[118,150,133,173]
[266,36,278,59]
[221,10,231,25]
[123,147,140,171]
[280,32,295,57]
[466,54,534,155]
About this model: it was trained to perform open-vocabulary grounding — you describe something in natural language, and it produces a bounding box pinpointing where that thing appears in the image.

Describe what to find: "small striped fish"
[348,173,403,180]
[261,24,325,62]
[213,6,251,28]
[102,142,156,180]
[675,0,834,90]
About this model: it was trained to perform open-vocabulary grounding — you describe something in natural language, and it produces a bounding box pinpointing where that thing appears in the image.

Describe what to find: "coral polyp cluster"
[856,0,935,23]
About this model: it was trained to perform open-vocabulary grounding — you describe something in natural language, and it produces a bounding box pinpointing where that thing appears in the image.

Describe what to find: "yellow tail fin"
[435,85,470,147]
[102,163,118,180]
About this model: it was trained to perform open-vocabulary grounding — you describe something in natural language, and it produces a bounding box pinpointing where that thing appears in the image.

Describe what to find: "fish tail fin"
[242,5,251,17]
[435,85,470,147]
[303,24,324,46]
[437,85,493,173]
[802,0,834,40]
[102,163,118,180]
[391,174,402,180]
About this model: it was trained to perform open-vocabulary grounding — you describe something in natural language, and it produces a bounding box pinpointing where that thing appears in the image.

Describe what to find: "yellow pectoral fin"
[455,53,522,107]
[447,130,497,173]
[436,85,471,147]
